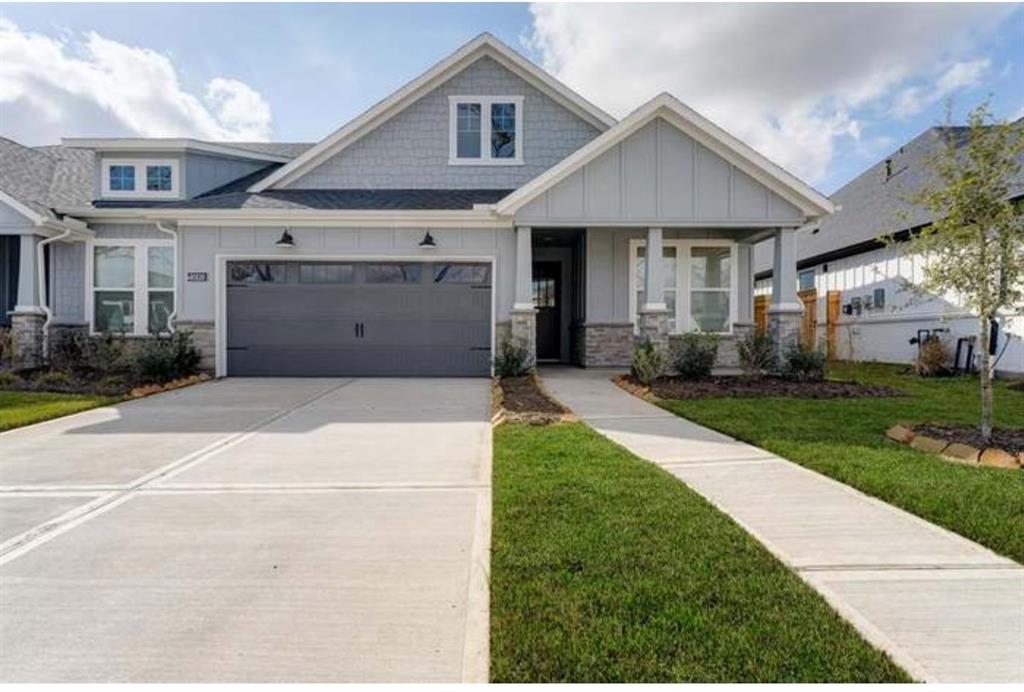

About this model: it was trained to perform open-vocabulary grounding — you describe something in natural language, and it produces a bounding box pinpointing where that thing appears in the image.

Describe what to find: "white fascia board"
[249,33,616,193]
[494,93,835,219]
[61,138,293,164]
[0,189,46,225]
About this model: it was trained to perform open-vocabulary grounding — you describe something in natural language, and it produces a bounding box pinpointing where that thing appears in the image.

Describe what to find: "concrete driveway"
[0,378,492,682]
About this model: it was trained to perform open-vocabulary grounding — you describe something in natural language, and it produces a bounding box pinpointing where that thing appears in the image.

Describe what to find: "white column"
[513,226,534,309]
[736,241,754,324]
[14,234,42,312]
[642,226,665,310]
[770,227,801,311]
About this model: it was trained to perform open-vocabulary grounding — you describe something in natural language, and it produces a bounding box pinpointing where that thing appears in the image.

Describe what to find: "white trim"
[63,138,292,163]
[494,92,834,218]
[448,95,524,166]
[248,33,615,192]
[85,237,176,336]
[0,190,45,226]
[100,158,180,199]
[213,253,498,378]
[629,238,739,335]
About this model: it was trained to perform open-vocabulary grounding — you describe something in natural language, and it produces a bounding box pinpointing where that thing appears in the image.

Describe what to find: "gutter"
[36,227,73,362]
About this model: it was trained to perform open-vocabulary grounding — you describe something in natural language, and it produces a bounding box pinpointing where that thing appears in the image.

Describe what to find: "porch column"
[638,226,669,352]
[734,241,755,338]
[767,227,804,365]
[510,226,536,366]
[11,234,45,370]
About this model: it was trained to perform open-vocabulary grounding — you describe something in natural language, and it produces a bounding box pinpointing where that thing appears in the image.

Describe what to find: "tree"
[903,102,1023,440]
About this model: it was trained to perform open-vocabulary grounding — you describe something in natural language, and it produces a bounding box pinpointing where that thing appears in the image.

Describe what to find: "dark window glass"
[799,270,816,291]
[533,277,556,308]
[491,102,516,159]
[299,263,355,284]
[109,165,135,191]
[229,263,285,284]
[433,264,489,283]
[146,165,173,191]
[456,103,481,158]
[366,264,422,284]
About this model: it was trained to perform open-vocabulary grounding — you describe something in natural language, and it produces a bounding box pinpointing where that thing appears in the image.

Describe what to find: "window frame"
[448,95,524,166]
[86,238,176,336]
[629,238,738,335]
[100,158,180,199]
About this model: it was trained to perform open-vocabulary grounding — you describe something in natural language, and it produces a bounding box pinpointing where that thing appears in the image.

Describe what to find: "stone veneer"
[767,308,803,368]
[10,312,45,370]
[509,310,537,368]
[574,323,635,367]
[174,320,216,373]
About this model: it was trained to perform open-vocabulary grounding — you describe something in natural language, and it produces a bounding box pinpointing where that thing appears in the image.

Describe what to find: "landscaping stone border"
[492,372,573,426]
[885,424,1023,469]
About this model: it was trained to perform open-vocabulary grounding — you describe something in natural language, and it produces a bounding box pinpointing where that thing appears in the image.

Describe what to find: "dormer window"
[101,159,179,198]
[449,96,523,165]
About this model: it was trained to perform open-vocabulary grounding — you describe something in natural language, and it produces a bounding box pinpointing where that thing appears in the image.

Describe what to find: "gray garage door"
[226,261,492,377]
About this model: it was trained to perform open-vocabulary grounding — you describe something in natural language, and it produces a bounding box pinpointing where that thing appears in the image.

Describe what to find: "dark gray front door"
[226,261,491,377]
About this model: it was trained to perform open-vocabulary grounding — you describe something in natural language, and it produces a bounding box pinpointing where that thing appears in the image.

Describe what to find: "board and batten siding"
[516,118,805,226]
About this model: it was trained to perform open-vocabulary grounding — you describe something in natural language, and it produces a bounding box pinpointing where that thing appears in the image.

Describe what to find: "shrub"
[0,328,11,367]
[0,371,22,388]
[736,332,775,376]
[34,370,73,389]
[631,339,664,385]
[130,331,202,384]
[781,344,826,382]
[50,330,130,376]
[493,337,534,378]
[669,332,719,380]
[914,335,951,377]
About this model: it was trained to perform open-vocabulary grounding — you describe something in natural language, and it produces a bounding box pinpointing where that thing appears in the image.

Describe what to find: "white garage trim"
[213,253,497,378]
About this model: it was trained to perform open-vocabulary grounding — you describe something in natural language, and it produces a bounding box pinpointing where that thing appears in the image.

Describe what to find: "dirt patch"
[494,374,571,425]
[617,374,902,400]
[914,423,1024,457]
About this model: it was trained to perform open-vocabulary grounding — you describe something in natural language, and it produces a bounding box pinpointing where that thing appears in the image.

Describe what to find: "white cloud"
[892,59,991,118]
[0,19,272,144]
[527,4,1011,183]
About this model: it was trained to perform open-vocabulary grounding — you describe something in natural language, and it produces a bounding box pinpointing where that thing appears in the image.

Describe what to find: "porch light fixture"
[275,229,295,248]
[419,231,437,248]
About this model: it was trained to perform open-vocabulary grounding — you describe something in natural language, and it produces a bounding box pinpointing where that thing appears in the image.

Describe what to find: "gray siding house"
[1,33,832,377]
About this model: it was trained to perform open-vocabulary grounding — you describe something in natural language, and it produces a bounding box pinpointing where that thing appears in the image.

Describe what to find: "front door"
[533,261,561,361]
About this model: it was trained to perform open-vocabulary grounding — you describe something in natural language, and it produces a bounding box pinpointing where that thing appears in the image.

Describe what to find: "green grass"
[0,390,117,432]
[658,362,1024,564]
[491,422,910,682]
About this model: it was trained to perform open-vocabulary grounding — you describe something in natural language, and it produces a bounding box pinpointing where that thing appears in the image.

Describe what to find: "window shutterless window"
[449,96,523,165]
[100,159,179,198]
[88,239,175,336]
[108,165,135,192]
[798,269,816,292]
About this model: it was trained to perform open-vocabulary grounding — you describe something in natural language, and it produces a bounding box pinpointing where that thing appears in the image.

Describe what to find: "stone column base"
[767,308,803,368]
[637,308,670,353]
[509,309,537,370]
[174,320,216,374]
[10,311,45,371]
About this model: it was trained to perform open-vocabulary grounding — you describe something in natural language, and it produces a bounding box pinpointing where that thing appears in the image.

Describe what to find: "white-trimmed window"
[448,95,523,165]
[101,159,180,198]
[87,239,175,335]
[629,239,738,334]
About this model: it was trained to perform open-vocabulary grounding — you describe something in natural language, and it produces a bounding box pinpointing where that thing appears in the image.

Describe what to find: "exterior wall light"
[419,231,437,248]
[275,229,295,248]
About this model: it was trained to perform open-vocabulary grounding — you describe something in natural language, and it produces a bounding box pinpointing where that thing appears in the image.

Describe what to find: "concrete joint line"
[138,483,489,495]
[0,380,353,565]
[659,457,778,468]
[798,562,1024,573]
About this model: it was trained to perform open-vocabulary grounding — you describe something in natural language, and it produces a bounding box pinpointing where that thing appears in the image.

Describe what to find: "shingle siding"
[287,57,602,190]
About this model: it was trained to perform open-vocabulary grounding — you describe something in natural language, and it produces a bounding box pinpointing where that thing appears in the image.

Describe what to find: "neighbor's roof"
[754,122,1024,276]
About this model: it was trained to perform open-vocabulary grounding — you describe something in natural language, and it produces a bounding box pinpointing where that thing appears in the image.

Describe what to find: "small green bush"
[737,332,775,376]
[50,330,129,376]
[631,339,664,385]
[669,332,719,380]
[0,371,22,388]
[781,344,827,382]
[130,331,202,384]
[34,370,73,388]
[494,337,534,378]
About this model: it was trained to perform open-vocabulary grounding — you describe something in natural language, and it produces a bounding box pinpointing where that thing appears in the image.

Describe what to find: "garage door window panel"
[229,263,286,284]
[433,264,490,284]
[366,264,422,284]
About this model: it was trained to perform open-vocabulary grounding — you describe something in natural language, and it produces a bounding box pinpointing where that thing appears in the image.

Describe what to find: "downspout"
[36,227,73,363]
[155,220,178,333]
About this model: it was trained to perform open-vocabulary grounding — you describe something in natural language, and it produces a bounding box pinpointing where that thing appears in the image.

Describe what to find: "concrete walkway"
[1,378,491,682]
[541,367,1024,683]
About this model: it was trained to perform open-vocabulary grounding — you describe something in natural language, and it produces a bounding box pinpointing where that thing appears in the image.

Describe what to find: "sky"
[0,2,1021,194]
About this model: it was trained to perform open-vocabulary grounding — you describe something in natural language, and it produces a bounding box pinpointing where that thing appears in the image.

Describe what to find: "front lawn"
[0,390,116,432]
[491,422,909,682]
[657,362,1024,564]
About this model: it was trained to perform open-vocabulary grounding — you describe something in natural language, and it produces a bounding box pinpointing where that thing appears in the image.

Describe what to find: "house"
[1,33,832,378]
[753,124,1024,377]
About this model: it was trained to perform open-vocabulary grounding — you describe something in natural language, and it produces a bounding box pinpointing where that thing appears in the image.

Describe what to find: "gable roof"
[248,32,617,193]
[493,92,835,219]
[0,136,60,220]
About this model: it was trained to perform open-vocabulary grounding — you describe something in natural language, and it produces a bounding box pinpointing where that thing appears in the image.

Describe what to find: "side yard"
[657,362,1024,564]
[490,422,909,682]
[0,390,116,432]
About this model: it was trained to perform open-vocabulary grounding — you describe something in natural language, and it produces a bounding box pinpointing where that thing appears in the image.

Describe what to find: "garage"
[225,260,492,377]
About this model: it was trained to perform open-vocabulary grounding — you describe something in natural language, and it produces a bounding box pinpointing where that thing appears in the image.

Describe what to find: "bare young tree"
[904,102,1023,440]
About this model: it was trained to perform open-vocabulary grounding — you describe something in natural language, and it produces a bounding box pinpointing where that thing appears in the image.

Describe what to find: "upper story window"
[101,159,179,198]
[449,95,523,166]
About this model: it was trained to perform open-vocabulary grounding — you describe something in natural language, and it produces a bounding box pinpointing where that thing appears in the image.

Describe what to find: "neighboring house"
[753,125,1024,377]
[0,33,831,377]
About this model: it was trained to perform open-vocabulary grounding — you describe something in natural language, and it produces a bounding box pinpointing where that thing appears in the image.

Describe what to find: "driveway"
[0,378,492,682]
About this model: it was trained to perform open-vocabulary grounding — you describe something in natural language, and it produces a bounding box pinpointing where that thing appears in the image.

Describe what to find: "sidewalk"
[540,366,1024,683]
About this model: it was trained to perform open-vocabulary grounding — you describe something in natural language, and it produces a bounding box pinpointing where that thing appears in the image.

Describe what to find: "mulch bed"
[622,374,902,400]
[494,374,571,425]
[914,423,1024,456]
